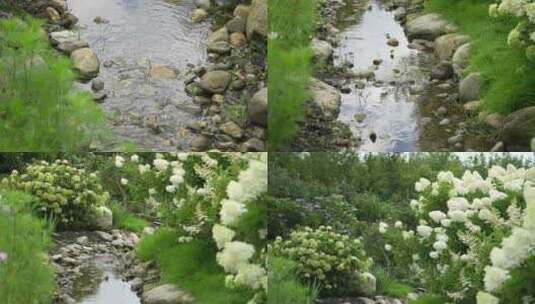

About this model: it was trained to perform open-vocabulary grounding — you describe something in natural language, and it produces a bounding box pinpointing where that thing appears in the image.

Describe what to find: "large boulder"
[199,71,231,93]
[248,87,267,126]
[309,78,341,120]
[90,206,113,231]
[452,43,470,76]
[246,0,267,39]
[142,284,194,304]
[70,47,100,80]
[405,13,457,40]
[459,72,483,102]
[502,106,535,151]
[434,33,469,61]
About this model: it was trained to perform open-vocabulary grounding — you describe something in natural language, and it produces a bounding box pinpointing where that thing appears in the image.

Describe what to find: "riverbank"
[1,0,266,151]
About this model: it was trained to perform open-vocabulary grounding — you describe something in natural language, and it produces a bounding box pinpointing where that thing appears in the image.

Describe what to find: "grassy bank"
[137,230,253,304]
[424,0,535,113]
[268,0,317,149]
[0,191,55,304]
[0,15,106,151]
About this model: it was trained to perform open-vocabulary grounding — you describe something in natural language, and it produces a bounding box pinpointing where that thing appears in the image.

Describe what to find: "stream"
[67,0,210,150]
[75,255,140,304]
[334,0,460,152]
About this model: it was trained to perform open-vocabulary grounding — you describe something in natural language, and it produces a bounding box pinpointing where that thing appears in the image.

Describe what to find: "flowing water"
[67,0,210,150]
[74,255,140,304]
[334,0,459,152]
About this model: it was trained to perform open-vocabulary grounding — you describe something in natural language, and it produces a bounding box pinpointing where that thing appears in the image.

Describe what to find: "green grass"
[408,294,448,304]
[137,229,253,304]
[0,191,55,304]
[111,202,149,233]
[425,0,535,113]
[268,0,318,149]
[268,256,319,304]
[373,266,413,298]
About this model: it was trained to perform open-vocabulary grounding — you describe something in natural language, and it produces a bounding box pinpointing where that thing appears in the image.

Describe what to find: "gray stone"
[220,121,243,139]
[95,231,113,241]
[70,48,100,80]
[240,138,265,151]
[406,13,457,40]
[194,0,211,10]
[91,79,105,92]
[311,38,334,62]
[491,141,504,152]
[190,135,211,151]
[309,78,341,120]
[459,72,483,102]
[434,34,470,60]
[207,41,231,54]
[226,16,246,33]
[199,71,232,93]
[431,62,454,80]
[57,40,89,55]
[246,0,267,39]
[49,30,78,45]
[502,106,535,150]
[205,27,229,45]
[142,284,194,304]
[149,65,177,79]
[191,9,208,23]
[46,7,61,24]
[463,100,480,113]
[248,87,267,126]
[452,43,470,76]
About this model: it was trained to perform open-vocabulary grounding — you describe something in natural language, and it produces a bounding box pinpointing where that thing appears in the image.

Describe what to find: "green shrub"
[373,266,413,298]
[0,191,55,304]
[110,201,149,233]
[271,226,372,296]
[0,17,106,150]
[137,230,253,304]
[1,159,110,228]
[409,294,448,304]
[268,256,319,304]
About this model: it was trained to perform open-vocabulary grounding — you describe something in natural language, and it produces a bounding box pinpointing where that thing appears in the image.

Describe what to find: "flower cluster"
[1,160,109,226]
[490,0,535,60]
[212,153,268,304]
[270,226,372,294]
[383,164,535,302]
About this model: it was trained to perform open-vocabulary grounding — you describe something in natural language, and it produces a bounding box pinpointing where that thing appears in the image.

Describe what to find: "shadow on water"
[74,255,140,304]
[67,0,210,150]
[334,0,460,152]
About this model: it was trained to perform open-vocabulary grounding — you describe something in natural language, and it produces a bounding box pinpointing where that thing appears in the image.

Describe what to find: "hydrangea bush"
[1,160,110,227]
[380,165,535,303]
[489,0,535,60]
[270,226,372,296]
[113,153,268,304]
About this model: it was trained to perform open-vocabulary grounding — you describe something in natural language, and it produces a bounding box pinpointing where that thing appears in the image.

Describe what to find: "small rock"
[93,91,107,102]
[95,231,113,241]
[149,65,177,79]
[484,113,504,129]
[463,100,480,113]
[190,135,211,151]
[311,38,334,62]
[459,72,483,102]
[220,121,243,139]
[208,41,231,54]
[437,106,448,116]
[491,141,504,152]
[191,9,208,23]
[70,48,100,80]
[93,16,109,24]
[45,7,61,24]
[57,40,89,55]
[76,236,89,245]
[387,38,399,47]
[431,61,454,80]
[142,284,194,304]
[91,79,105,92]
[240,138,265,151]
[439,118,451,126]
[448,134,463,145]
[199,71,232,93]
[205,27,229,45]
[194,0,211,10]
[373,58,383,65]
[248,87,267,126]
[230,32,247,48]
[354,112,367,122]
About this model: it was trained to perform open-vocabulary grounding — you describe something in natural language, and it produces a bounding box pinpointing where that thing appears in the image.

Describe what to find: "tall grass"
[137,229,253,304]
[268,256,319,304]
[0,191,55,304]
[0,17,106,151]
[425,0,535,113]
[268,0,318,150]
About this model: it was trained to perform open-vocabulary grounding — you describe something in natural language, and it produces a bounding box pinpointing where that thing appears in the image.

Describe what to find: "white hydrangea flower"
[115,155,125,168]
[130,154,139,163]
[120,178,128,185]
[216,241,255,273]
[416,225,433,238]
[415,178,431,192]
[165,185,176,193]
[394,221,403,228]
[212,224,236,249]
[234,263,266,289]
[484,266,510,292]
[384,244,392,251]
[429,210,447,223]
[476,292,500,304]
[153,158,169,171]
[379,222,389,234]
[433,240,447,252]
[220,199,246,226]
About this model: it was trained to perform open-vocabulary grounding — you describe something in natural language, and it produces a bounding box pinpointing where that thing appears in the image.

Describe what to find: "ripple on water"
[334,0,434,152]
[67,0,210,150]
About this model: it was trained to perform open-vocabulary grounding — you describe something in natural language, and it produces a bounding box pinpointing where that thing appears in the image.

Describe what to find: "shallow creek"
[334,0,460,152]
[75,255,140,304]
[67,0,210,150]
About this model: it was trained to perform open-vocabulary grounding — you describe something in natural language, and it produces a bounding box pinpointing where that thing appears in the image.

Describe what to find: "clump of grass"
[425,0,535,113]
[110,202,149,233]
[0,191,55,304]
[409,294,448,304]
[373,266,413,298]
[137,229,253,304]
[0,17,106,151]
[268,0,317,149]
[268,256,319,304]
